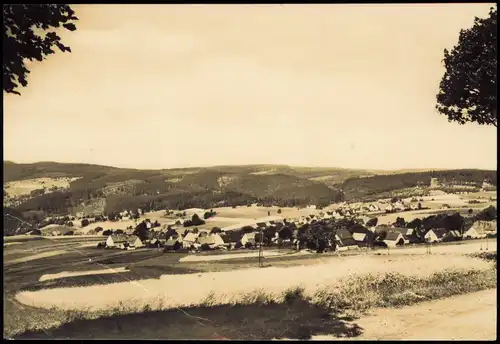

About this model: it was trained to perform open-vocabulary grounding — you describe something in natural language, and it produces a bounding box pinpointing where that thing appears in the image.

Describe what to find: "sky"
[3,4,497,171]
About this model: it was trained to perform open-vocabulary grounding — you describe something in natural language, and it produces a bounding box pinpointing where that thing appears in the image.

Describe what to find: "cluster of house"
[100,215,496,252]
[102,229,261,251]
[372,220,497,248]
[332,199,425,216]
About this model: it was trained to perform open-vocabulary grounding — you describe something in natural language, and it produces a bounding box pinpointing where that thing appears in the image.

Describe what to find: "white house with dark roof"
[198,234,225,248]
[182,232,200,248]
[106,234,143,249]
[424,228,448,243]
[241,232,257,246]
[383,231,405,247]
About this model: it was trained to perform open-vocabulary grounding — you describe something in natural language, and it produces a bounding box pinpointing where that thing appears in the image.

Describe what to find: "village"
[27,183,497,256]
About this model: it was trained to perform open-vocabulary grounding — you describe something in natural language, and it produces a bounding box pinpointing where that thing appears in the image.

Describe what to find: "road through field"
[347,288,497,340]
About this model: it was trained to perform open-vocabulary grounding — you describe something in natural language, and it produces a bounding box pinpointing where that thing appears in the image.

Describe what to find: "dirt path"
[341,289,496,340]
[179,250,296,262]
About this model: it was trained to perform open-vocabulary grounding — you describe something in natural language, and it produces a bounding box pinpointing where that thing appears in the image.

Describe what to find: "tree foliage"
[436,6,497,126]
[183,213,205,227]
[3,4,78,95]
[210,227,222,234]
[474,205,497,221]
[366,217,378,227]
[133,221,150,241]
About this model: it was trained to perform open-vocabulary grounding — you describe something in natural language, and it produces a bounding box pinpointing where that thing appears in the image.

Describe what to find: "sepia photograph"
[3,3,497,340]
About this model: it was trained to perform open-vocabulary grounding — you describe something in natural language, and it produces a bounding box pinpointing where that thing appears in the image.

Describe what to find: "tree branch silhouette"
[3,4,78,95]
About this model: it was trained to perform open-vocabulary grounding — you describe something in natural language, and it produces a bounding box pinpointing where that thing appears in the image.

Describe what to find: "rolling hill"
[3,162,496,223]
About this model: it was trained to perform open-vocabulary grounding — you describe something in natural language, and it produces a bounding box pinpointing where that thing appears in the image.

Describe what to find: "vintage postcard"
[3,3,497,340]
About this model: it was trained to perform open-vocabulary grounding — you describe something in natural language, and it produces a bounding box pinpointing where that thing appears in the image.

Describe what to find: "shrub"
[203,210,217,220]
[312,268,496,317]
[184,214,205,227]
[282,286,306,305]
[102,229,113,236]
[81,219,90,227]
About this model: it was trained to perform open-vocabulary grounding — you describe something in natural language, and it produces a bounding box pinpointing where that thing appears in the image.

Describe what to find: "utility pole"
[258,228,264,267]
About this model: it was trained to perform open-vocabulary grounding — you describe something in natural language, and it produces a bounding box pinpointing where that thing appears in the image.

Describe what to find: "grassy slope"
[3,236,497,339]
[10,257,497,340]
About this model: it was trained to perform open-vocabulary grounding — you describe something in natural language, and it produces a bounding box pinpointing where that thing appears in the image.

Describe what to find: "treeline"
[392,205,496,234]
[342,169,497,200]
[104,191,256,215]
[3,161,122,182]
[15,188,105,216]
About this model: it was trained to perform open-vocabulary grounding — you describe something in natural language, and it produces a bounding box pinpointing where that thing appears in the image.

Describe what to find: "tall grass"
[311,267,496,317]
[468,252,497,266]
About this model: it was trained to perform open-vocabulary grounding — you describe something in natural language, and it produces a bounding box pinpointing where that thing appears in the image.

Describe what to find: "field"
[375,204,490,225]
[43,205,320,235]
[3,234,497,339]
[4,177,80,197]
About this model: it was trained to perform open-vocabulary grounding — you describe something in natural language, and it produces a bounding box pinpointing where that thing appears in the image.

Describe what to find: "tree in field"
[436,6,497,126]
[442,213,464,231]
[394,217,406,228]
[133,221,150,241]
[190,214,205,226]
[3,5,78,95]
